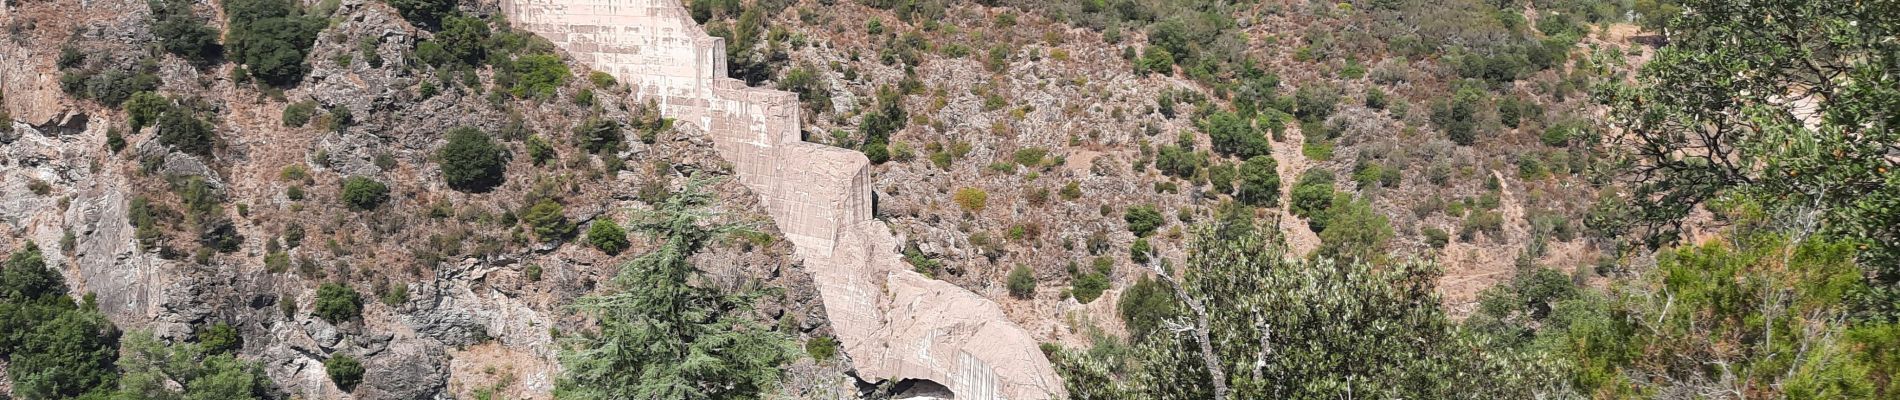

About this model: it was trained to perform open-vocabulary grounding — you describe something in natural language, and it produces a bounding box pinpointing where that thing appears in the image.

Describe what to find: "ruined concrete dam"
[497,0,1066,398]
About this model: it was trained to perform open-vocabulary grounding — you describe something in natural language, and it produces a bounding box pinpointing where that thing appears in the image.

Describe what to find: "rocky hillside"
[2,0,838,398]
[718,0,1640,343]
[4,0,1786,397]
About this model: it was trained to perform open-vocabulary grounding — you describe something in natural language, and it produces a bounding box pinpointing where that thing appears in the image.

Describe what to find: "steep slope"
[1,0,835,398]
[499,0,1065,397]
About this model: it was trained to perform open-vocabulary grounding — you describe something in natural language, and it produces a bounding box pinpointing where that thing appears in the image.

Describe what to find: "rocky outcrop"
[499,0,1065,398]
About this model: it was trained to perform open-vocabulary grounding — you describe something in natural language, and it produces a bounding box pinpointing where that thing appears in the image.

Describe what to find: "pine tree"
[557,179,792,400]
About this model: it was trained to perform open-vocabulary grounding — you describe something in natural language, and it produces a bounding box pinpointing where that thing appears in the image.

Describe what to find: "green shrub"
[1060,181,1083,200]
[1130,237,1153,264]
[587,219,628,254]
[1071,271,1109,304]
[0,244,122,399]
[1123,205,1164,237]
[805,336,838,361]
[1007,265,1036,299]
[1315,195,1393,263]
[386,0,454,26]
[1139,46,1174,75]
[574,117,623,153]
[1423,226,1450,249]
[437,127,507,192]
[125,91,168,131]
[339,177,389,211]
[1237,156,1281,206]
[150,0,221,65]
[1201,111,1271,159]
[588,71,617,88]
[324,354,365,391]
[1013,147,1049,167]
[157,108,216,157]
[379,282,409,306]
[1118,275,1177,340]
[313,282,362,323]
[1293,84,1340,123]
[526,135,556,165]
[223,0,322,86]
[953,187,988,213]
[1365,87,1388,110]
[508,54,570,100]
[1540,123,1575,147]
[522,199,572,241]
[1289,170,1337,223]
[282,101,316,127]
[198,322,241,353]
[1432,86,1486,146]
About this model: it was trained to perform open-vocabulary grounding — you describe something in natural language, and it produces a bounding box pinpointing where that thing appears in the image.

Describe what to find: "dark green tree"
[1596,0,1900,308]
[223,0,321,86]
[1123,205,1165,237]
[587,219,628,255]
[387,0,455,26]
[437,127,507,192]
[150,0,222,65]
[324,354,365,391]
[1236,155,1280,207]
[339,177,389,211]
[557,179,793,400]
[157,107,216,157]
[313,282,362,323]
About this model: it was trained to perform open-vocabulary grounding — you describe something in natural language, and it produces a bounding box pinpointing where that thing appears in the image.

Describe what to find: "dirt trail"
[1274,125,1321,256]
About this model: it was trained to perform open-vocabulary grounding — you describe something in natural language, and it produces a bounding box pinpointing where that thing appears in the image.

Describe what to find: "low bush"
[313,282,362,323]
[324,354,365,391]
[1007,265,1036,299]
[522,199,572,241]
[1237,156,1281,206]
[1124,205,1164,237]
[953,187,988,213]
[587,219,628,254]
[437,127,507,192]
[339,177,389,211]
[282,101,316,127]
[157,107,216,157]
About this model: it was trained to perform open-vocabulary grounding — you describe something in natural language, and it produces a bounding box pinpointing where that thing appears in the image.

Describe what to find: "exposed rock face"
[499,0,1065,398]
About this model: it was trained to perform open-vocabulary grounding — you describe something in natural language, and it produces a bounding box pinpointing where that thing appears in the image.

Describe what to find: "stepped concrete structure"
[498,0,1066,398]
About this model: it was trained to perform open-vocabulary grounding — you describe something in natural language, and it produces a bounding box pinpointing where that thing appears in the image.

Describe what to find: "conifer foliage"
[557,179,793,400]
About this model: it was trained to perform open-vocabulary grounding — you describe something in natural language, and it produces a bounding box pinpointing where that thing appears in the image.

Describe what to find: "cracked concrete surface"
[498,0,1065,398]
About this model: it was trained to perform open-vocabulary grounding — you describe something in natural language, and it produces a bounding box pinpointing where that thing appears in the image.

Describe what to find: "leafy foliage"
[386,0,454,26]
[1235,156,1279,207]
[0,244,123,398]
[1595,0,1900,313]
[339,177,389,211]
[587,219,628,255]
[437,127,508,192]
[157,105,217,157]
[1123,205,1164,237]
[324,353,365,391]
[953,187,988,213]
[522,199,573,241]
[1200,111,1270,159]
[1061,226,1565,399]
[313,282,362,323]
[113,330,271,400]
[223,0,322,86]
[1007,265,1036,299]
[1314,195,1392,263]
[506,54,570,100]
[557,179,793,400]
[150,0,221,65]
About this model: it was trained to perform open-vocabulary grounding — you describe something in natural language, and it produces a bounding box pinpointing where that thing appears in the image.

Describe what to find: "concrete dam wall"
[497,0,1066,398]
